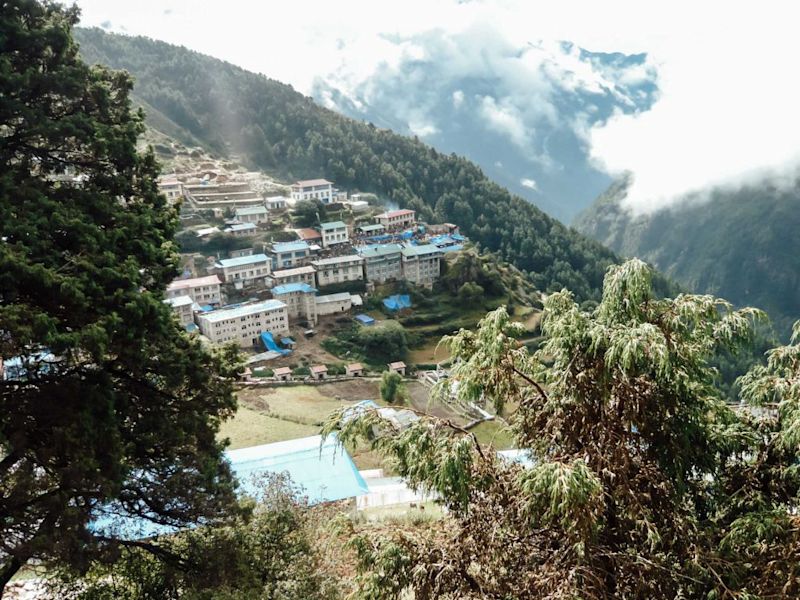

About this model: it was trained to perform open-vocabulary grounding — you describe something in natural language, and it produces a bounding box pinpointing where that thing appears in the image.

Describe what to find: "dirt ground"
[249,315,350,368]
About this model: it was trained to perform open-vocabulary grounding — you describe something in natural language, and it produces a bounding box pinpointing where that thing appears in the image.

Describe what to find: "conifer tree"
[0,1,241,589]
[326,259,800,598]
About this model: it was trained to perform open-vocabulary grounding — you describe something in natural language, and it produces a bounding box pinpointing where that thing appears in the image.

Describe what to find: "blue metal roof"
[271,241,309,254]
[90,434,367,540]
[272,282,316,295]
[355,314,376,325]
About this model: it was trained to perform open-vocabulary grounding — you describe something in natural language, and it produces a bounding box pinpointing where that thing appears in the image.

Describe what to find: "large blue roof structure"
[91,434,366,540]
[272,282,316,295]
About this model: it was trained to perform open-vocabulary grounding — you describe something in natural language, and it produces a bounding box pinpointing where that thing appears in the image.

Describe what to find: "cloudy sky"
[75,0,800,213]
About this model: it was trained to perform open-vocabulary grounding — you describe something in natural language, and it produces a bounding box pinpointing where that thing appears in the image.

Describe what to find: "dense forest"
[75,27,628,303]
[575,175,800,339]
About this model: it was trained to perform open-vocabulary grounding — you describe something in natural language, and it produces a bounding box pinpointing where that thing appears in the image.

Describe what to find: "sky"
[75,0,800,214]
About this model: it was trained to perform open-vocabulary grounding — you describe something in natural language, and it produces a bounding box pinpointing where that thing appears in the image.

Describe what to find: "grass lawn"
[407,338,452,365]
[218,405,318,450]
[239,384,377,425]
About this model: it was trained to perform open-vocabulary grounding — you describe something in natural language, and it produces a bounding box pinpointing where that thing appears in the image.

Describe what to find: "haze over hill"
[575,175,800,339]
[74,27,640,304]
[311,27,659,222]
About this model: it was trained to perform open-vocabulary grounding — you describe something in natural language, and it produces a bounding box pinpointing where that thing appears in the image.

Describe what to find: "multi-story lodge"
[269,241,311,270]
[195,300,289,347]
[163,295,194,326]
[267,265,316,288]
[265,196,289,211]
[290,179,334,204]
[234,205,269,224]
[271,283,318,325]
[401,244,443,288]
[158,176,183,205]
[311,254,365,288]
[223,222,257,237]
[215,254,271,287]
[374,209,416,230]
[358,243,403,283]
[320,221,349,248]
[166,274,222,305]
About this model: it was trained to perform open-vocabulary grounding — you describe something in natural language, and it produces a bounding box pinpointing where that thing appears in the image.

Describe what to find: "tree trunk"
[0,556,23,599]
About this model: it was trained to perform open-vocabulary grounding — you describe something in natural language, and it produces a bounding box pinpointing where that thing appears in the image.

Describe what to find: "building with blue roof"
[319,221,349,248]
[401,244,443,288]
[357,243,403,283]
[215,253,270,288]
[90,434,367,540]
[269,240,310,270]
[223,222,258,236]
[271,282,317,324]
[195,300,289,347]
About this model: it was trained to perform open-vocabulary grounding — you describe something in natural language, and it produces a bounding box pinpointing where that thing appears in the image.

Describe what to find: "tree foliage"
[379,371,406,404]
[291,199,326,228]
[324,259,800,599]
[52,475,338,600]
[0,2,241,589]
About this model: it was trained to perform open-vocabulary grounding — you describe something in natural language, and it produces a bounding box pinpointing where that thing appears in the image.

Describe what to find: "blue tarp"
[280,337,295,346]
[91,434,367,540]
[355,314,375,325]
[261,331,292,356]
[440,244,463,253]
[383,294,412,311]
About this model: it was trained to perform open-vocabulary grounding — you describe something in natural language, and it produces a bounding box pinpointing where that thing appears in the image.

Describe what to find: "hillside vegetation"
[575,175,800,338]
[74,27,624,302]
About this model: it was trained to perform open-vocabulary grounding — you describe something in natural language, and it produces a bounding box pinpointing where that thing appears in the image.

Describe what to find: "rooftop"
[347,363,363,371]
[376,209,416,219]
[164,295,193,308]
[272,282,316,295]
[274,367,292,376]
[320,220,347,231]
[235,205,268,216]
[225,223,257,232]
[311,254,363,267]
[293,178,333,188]
[310,365,328,374]
[358,223,385,232]
[389,361,407,369]
[315,292,351,303]
[296,227,322,241]
[167,275,221,291]
[226,435,367,504]
[216,253,269,268]
[401,244,443,258]
[198,300,286,323]
[271,240,310,254]
[357,243,403,258]
[271,265,316,277]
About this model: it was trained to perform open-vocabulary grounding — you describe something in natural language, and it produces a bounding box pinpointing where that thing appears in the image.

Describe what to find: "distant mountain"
[311,32,658,222]
[74,27,640,303]
[575,175,800,338]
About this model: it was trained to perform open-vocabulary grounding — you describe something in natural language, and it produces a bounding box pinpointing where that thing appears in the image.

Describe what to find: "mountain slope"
[575,176,800,338]
[312,35,658,223]
[74,27,633,303]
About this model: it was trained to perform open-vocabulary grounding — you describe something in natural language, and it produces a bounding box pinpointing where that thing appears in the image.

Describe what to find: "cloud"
[478,96,532,151]
[452,89,464,108]
[520,178,538,191]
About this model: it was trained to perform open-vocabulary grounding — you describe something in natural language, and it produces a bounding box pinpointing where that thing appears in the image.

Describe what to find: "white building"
[164,295,194,326]
[268,265,316,289]
[158,176,183,204]
[215,254,271,287]
[401,244,443,288]
[290,179,334,204]
[269,241,311,270]
[166,275,222,305]
[195,300,289,347]
[311,254,365,288]
[315,292,352,316]
[374,209,416,230]
[234,205,269,224]
[223,222,258,237]
[358,244,403,283]
[265,196,289,211]
[320,221,349,248]
[271,283,317,325]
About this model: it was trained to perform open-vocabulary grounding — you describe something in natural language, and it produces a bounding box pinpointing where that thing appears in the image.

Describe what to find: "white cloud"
[520,178,538,191]
[452,89,464,108]
[478,96,532,151]
[75,0,800,213]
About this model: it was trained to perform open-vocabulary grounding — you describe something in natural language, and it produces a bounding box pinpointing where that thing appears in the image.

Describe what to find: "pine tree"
[0,1,241,588]
[326,259,800,598]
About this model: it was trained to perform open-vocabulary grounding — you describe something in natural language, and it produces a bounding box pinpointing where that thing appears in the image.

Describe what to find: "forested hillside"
[74,27,626,302]
[575,175,800,338]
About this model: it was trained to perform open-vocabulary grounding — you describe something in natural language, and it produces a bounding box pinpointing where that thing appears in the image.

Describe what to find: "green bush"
[292,366,311,377]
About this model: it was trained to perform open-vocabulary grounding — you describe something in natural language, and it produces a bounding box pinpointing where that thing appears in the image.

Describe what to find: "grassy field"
[218,405,318,450]
[471,419,516,450]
